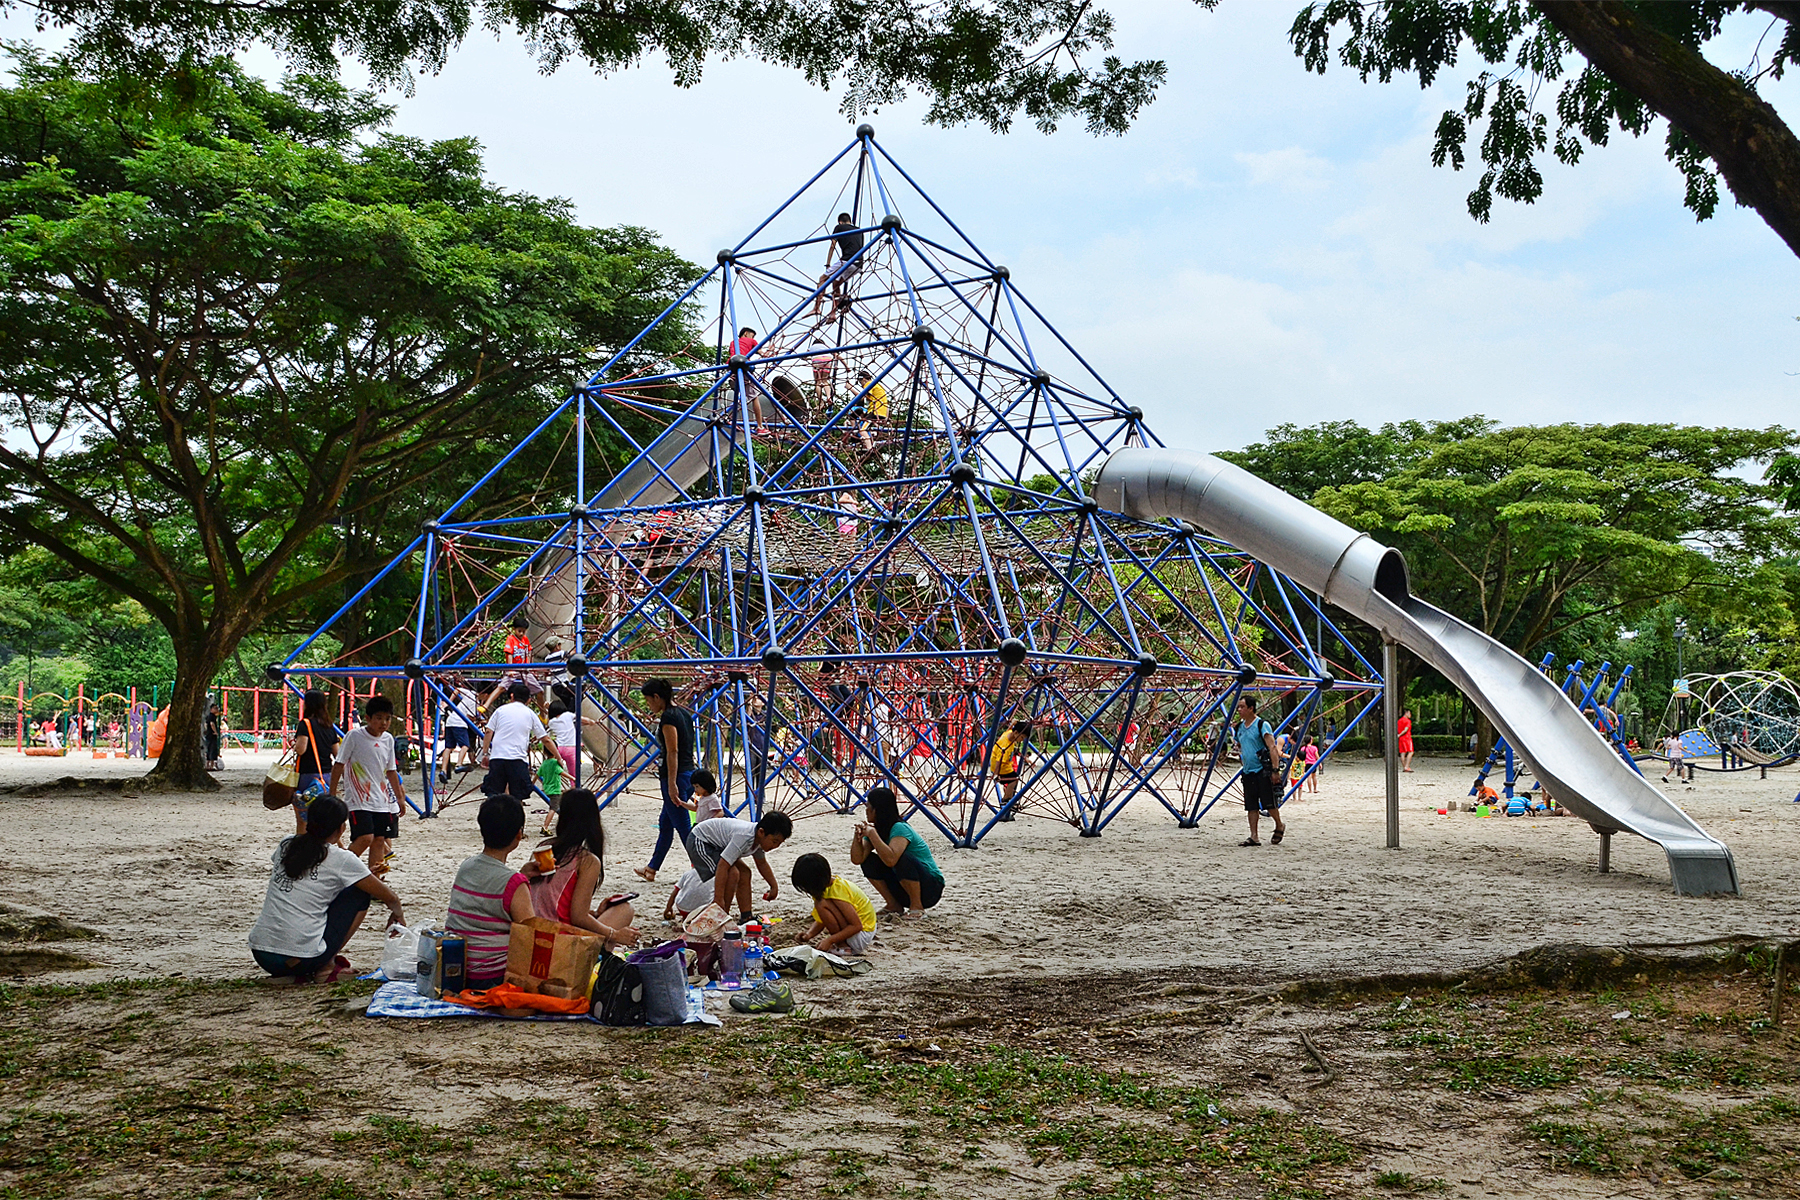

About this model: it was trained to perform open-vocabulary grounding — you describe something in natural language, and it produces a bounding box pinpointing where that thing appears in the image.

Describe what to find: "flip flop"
[633,866,657,883]
[1270,828,1284,845]
[1239,837,1260,847]
[324,955,354,983]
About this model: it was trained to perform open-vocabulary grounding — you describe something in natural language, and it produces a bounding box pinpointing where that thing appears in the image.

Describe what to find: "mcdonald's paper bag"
[505,917,602,997]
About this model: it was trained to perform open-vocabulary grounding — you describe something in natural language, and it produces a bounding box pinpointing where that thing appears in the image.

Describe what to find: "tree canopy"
[2,0,1209,135]
[1290,1,1800,257]
[0,50,699,784]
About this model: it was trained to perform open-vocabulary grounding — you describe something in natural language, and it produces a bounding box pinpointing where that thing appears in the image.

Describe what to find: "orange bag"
[444,983,591,1015]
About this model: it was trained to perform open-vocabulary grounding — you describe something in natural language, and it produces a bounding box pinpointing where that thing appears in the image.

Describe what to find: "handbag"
[629,942,690,1026]
[262,749,300,811]
[590,952,646,1026]
[682,902,730,943]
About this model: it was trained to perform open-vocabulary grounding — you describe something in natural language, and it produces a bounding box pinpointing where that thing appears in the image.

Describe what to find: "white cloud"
[1235,147,1332,191]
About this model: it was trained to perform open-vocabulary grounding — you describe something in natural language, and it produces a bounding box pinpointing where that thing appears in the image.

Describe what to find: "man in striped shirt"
[445,796,536,989]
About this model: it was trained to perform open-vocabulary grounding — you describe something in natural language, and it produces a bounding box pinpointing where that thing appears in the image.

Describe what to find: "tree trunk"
[1474,709,1496,763]
[1535,0,1800,258]
[146,638,224,791]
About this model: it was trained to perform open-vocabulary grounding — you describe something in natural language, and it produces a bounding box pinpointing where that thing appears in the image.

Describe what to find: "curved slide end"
[1368,591,1739,898]
[1095,447,1740,896]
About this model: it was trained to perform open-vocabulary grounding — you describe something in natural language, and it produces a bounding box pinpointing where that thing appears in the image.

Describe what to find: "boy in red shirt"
[485,615,535,716]
[503,615,533,666]
[730,327,762,427]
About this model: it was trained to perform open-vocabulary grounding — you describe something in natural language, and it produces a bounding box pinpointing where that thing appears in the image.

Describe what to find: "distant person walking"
[1234,696,1284,847]
[1661,731,1688,783]
[1397,708,1415,773]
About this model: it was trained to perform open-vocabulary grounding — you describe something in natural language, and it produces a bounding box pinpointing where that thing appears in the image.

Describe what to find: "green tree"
[1228,420,1800,749]
[1770,452,1800,509]
[4,0,1202,136]
[1290,2,1800,257]
[0,51,698,787]
[0,585,84,694]
[1217,416,1496,496]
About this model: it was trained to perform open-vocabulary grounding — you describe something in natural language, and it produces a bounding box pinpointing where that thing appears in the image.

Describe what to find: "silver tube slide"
[1094,447,1739,897]
[528,403,721,770]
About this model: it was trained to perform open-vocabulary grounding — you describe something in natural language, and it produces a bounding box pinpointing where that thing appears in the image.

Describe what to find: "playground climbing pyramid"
[284,127,1382,844]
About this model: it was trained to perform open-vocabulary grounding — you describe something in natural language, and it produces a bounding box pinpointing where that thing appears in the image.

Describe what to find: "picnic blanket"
[365,979,717,1025]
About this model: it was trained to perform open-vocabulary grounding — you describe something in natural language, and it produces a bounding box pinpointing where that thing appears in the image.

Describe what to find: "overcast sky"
[14,1,1800,454]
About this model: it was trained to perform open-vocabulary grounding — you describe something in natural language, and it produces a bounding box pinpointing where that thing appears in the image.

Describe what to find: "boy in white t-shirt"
[330,695,407,876]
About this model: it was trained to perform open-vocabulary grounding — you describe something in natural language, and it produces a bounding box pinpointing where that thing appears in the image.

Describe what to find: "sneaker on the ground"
[729,979,794,1014]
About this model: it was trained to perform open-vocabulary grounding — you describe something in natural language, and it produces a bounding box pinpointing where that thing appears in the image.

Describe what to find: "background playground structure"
[1470,653,1641,804]
[3,675,436,764]
[1467,657,1800,808]
[276,128,1384,841]
[1650,670,1800,774]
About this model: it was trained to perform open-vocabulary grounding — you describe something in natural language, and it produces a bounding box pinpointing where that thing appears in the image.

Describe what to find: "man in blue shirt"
[1236,695,1286,846]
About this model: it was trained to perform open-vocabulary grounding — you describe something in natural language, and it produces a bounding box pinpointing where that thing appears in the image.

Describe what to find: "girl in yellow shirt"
[791,853,878,955]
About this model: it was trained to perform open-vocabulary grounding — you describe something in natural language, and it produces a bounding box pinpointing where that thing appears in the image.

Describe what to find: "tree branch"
[1535,0,1800,256]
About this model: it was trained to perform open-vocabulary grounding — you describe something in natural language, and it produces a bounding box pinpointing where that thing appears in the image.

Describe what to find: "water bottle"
[720,929,745,989]
[415,929,441,998]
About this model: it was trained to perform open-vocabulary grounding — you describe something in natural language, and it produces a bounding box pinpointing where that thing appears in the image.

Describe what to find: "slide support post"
[1384,638,1400,849]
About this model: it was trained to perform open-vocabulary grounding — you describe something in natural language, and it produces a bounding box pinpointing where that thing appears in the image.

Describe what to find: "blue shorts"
[481,758,533,800]
[444,726,474,749]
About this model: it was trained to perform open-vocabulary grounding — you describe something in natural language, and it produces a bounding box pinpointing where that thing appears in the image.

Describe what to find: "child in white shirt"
[331,695,407,876]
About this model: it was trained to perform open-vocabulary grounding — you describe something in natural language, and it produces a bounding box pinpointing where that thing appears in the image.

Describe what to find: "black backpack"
[590,954,646,1026]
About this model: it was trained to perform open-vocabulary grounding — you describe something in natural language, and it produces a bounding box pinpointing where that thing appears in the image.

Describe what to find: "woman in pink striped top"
[446,796,536,988]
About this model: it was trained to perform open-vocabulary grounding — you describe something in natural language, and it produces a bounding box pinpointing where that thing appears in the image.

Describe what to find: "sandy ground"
[2,748,1795,988]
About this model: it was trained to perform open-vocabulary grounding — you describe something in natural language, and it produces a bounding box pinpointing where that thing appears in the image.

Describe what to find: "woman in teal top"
[851,785,944,914]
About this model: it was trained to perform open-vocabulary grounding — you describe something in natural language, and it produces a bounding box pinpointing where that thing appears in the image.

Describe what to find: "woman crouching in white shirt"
[248,794,405,982]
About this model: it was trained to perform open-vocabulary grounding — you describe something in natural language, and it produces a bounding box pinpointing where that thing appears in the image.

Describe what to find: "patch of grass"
[1444,1055,1582,1093]
[713,1150,799,1192]
[1530,1096,1800,1180]
[1663,1097,1800,1180]
[1373,1170,1450,1192]
[0,974,260,1011]
[1529,1116,1626,1174]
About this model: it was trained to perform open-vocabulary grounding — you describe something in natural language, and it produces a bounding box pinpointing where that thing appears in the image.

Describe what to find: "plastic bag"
[768,943,871,980]
[682,902,730,943]
[381,923,420,981]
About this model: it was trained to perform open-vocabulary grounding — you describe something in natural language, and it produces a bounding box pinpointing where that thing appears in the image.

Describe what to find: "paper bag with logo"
[505,917,602,997]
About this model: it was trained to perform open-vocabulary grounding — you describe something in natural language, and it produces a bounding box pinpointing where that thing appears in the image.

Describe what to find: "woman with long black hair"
[248,795,404,982]
[290,690,339,835]
[850,786,945,915]
[523,789,639,952]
